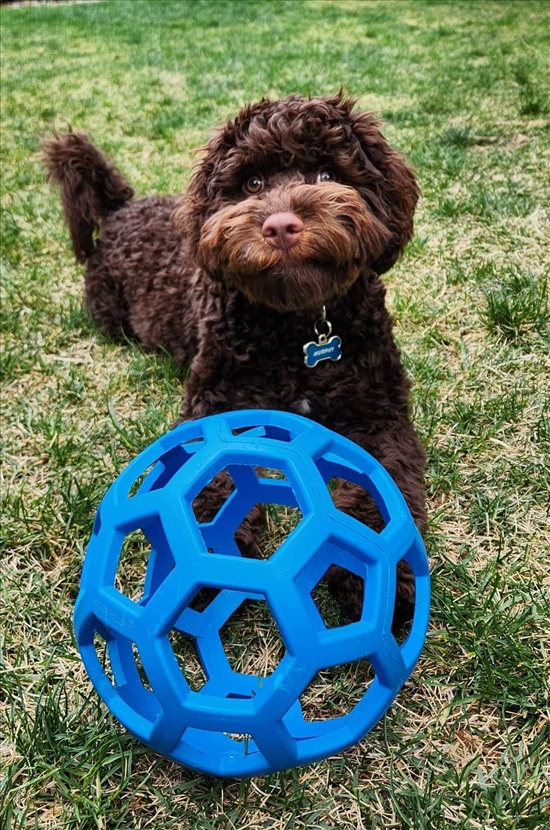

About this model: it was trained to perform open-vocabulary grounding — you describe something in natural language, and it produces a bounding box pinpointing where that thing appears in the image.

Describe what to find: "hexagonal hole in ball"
[220,598,286,680]
[115,523,175,605]
[234,501,303,560]
[310,566,365,628]
[169,629,208,692]
[299,658,375,722]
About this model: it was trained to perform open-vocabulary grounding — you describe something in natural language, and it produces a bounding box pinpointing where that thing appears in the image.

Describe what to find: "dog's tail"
[42,131,134,262]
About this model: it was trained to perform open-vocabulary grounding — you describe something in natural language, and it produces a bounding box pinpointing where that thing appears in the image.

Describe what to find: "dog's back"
[43,133,198,360]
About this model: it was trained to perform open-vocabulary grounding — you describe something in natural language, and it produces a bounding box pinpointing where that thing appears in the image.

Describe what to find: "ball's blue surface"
[74,410,430,777]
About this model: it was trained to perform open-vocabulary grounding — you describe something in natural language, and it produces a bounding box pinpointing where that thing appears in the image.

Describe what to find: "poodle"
[43,92,426,626]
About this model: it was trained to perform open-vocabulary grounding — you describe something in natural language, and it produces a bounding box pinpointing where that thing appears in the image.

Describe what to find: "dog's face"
[176,93,419,312]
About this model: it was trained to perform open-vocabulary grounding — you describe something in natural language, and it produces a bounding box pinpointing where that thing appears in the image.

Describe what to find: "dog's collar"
[303,306,342,368]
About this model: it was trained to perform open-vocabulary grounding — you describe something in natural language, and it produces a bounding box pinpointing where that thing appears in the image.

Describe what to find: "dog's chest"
[229,338,361,421]
[222,300,389,422]
[294,396,314,416]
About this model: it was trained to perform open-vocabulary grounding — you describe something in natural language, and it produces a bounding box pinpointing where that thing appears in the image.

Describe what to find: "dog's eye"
[244,175,264,194]
[317,170,335,183]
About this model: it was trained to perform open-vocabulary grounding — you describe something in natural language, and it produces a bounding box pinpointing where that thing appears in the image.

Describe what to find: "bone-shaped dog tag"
[303,334,343,368]
[303,308,342,368]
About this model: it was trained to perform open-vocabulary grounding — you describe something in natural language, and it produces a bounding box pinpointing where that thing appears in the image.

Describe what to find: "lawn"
[1,0,549,828]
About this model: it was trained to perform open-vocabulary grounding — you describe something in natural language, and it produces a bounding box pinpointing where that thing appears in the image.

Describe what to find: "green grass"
[1,0,549,828]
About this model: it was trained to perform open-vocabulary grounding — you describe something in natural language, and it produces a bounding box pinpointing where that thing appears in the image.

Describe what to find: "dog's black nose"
[262,212,304,250]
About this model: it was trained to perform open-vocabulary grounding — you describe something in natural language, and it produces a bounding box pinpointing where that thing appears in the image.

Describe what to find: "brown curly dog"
[43,92,426,628]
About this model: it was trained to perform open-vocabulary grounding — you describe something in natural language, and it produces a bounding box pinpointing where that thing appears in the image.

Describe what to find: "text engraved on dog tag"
[303,334,342,368]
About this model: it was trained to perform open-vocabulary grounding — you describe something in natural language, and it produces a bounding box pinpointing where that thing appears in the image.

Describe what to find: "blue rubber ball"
[74,410,430,777]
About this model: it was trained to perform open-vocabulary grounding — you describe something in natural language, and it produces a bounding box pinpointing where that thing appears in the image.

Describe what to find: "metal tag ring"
[314,318,332,339]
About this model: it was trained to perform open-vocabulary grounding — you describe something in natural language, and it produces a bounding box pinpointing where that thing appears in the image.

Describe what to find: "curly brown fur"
[43,131,134,263]
[43,92,426,626]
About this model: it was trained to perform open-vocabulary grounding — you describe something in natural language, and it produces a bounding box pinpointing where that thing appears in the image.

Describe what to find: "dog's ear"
[348,109,420,275]
[172,200,218,284]
[172,127,238,279]
[172,192,225,282]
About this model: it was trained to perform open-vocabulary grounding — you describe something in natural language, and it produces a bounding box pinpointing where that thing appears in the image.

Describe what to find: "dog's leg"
[327,420,426,629]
